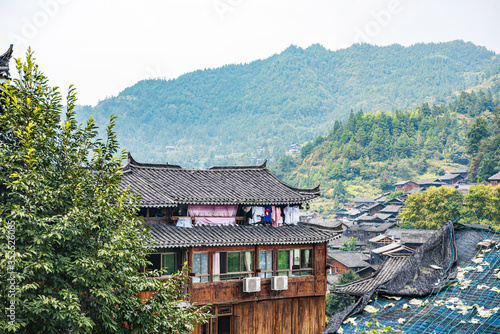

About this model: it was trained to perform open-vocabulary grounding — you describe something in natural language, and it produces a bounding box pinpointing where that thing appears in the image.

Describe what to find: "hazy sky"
[1,0,499,106]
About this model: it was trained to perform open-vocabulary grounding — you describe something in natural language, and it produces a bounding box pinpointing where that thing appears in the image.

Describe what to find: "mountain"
[76,40,500,167]
[270,90,500,218]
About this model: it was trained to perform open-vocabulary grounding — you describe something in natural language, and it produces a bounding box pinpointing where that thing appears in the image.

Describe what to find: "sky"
[1,0,499,106]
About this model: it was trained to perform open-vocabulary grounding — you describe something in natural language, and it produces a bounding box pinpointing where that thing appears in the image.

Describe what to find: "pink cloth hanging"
[213,252,220,275]
[271,206,281,228]
[289,251,293,270]
[193,217,236,226]
[187,205,238,217]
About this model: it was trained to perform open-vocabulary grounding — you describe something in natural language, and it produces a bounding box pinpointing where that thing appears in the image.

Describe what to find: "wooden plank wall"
[231,296,325,334]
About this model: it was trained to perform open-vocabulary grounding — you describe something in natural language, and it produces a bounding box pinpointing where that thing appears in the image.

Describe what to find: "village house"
[393,180,419,193]
[326,251,370,275]
[489,171,500,187]
[121,154,339,334]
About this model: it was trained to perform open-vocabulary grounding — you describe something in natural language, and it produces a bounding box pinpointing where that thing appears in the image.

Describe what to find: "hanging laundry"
[187,204,238,217]
[271,206,282,228]
[262,206,272,222]
[251,206,265,224]
[284,205,300,225]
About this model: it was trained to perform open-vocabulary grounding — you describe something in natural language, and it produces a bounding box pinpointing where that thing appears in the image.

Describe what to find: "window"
[146,252,179,276]
[258,250,273,278]
[277,249,313,276]
[214,251,254,281]
[193,252,209,283]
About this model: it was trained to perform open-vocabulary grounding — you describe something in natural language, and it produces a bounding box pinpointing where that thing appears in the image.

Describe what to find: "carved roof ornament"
[0,44,14,80]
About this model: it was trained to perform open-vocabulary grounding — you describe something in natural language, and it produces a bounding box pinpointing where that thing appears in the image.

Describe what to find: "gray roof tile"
[145,224,338,247]
[122,154,320,207]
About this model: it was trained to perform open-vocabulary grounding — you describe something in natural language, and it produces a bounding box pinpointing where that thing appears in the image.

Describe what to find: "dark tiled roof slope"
[145,224,338,247]
[328,251,370,268]
[334,255,410,296]
[122,154,320,207]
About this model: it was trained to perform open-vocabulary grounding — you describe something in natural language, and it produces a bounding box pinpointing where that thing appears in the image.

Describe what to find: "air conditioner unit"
[243,277,261,293]
[271,276,288,291]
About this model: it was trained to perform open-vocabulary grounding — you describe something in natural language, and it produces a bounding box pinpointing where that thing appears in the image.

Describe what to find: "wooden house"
[121,154,339,334]
[489,171,500,187]
[393,180,419,193]
[438,173,464,185]
[327,251,370,274]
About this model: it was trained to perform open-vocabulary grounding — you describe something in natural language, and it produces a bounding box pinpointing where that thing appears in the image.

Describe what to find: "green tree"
[460,184,500,229]
[0,50,210,333]
[340,237,358,251]
[325,270,361,317]
[400,186,463,229]
[466,117,489,155]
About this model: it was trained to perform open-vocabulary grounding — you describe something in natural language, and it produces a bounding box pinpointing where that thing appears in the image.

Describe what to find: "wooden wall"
[194,296,326,334]
[189,242,327,305]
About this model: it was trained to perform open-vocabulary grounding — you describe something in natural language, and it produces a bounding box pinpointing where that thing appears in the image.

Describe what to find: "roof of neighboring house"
[334,255,410,296]
[348,222,398,233]
[371,242,402,254]
[380,205,402,214]
[354,214,385,223]
[327,224,500,334]
[450,166,468,174]
[145,224,339,247]
[405,187,424,194]
[368,234,393,243]
[353,198,376,203]
[438,173,463,181]
[393,180,417,186]
[328,251,370,269]
[122,154,320,207]
[300,219,344,231]
[489,171,500,181]
[417,179,444,186]
[385,228,436,240]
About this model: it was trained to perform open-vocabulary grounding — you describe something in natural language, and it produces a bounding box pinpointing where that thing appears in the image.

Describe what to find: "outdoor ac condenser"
[271,276,288,291]
[243,277,261,293]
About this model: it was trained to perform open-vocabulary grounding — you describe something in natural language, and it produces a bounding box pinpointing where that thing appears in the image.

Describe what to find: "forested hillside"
[270,91,500,217]
[76,41,500,167]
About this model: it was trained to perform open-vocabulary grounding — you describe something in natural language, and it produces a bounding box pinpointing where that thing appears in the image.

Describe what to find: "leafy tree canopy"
[326,270,361,317]
[340,237,358,251]
[0,50,210,333]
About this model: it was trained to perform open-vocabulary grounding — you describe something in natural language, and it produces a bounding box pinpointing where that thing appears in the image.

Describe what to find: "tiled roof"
[145,224,338,247]
[371,242,402,254]
[368,234,392,243]
[380,205,402,214]
[393,180,414,186]
[353,198,375,203]
[438,173,463,181]
[489,171,500,181]
[122,154,320,207]
[328,251,370,268]
[334,255,410,296]
[450,166,468,174]
[348,222,397,233]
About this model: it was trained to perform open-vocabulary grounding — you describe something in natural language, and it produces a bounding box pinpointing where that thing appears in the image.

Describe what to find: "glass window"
[217,251,254,281]
[259,250,273,278]
[192,252,209,283]
[278,248,313,277]
[146,252,179,276]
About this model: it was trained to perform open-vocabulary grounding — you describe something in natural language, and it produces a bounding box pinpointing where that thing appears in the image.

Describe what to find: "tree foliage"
[76,41,500,168]
[399,186,463,229]
[340,237,358,251]
[0,50,210,333]
[326,270,361,317]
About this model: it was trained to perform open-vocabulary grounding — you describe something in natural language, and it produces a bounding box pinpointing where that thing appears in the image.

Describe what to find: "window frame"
[145,252,179,277]
[277,248,313,277]
[258,250,273,278]
[192,252,210,283]
[215,250,254,281]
